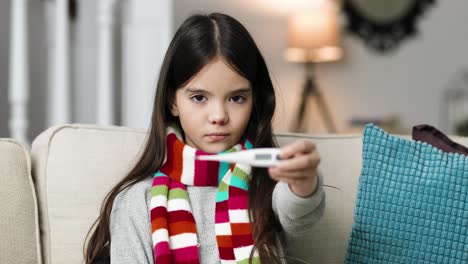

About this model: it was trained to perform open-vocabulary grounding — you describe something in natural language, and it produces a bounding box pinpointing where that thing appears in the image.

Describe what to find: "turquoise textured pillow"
[345,124,467,264]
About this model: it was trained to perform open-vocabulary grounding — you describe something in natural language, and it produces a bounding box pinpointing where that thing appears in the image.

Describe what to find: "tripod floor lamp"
[285,1,343,133]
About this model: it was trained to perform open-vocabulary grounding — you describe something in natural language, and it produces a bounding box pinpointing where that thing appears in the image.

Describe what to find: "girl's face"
[170,57,253,153]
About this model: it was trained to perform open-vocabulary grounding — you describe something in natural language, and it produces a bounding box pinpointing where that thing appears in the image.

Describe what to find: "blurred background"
[2,0,468,146]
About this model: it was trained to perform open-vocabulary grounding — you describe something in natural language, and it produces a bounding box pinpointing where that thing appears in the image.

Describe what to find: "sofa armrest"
[0,138,41,264]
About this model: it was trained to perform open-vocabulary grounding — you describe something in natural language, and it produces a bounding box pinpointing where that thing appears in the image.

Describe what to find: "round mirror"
[343,0,436,53]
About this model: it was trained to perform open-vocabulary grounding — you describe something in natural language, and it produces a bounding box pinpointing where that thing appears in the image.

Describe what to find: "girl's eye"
[191,95,206,103]
[231,95,246,103]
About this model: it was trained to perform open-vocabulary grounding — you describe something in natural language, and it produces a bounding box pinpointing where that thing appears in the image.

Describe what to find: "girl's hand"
[268,139,320,197]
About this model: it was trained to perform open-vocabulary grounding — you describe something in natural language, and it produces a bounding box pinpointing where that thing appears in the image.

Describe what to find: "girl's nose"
[208,104,229,125]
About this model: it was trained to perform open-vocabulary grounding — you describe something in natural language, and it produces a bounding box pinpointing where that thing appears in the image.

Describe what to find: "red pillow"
[412,124,468,155]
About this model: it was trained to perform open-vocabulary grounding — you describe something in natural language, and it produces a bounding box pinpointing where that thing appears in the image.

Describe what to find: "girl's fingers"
[268,167,309,181]
[278,139,316,160]
[276,152,320,171]
[269,140,320,185]
[269,173,310,186]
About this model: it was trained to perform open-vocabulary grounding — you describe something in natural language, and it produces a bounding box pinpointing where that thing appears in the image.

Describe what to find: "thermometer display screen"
[255,154,271,160]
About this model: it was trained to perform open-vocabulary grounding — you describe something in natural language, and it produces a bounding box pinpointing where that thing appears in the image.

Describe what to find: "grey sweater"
[110,173,325,264]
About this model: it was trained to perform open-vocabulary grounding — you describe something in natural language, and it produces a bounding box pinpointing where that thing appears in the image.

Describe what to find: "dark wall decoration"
[343,0,436,53]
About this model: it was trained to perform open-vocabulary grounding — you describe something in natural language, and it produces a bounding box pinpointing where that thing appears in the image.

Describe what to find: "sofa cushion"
[31,124,147,264]
[0,139,41,264]
[345,124,468,263]
[31,124,364,263]
[275,132,363,263]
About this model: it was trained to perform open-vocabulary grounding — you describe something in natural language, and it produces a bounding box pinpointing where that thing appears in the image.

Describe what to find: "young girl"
[85,13,325,264]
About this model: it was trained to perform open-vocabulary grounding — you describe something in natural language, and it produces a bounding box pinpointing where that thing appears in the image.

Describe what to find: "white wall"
[173,0,468,134]
[2,1,468,139]
[0,0,10,138]
[320,1,468,134]
[28,0,48,141]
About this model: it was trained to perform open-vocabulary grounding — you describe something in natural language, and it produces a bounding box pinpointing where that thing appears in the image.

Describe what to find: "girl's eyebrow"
[184,87,252,95]
[233,88,252,93]
[184,88,210,94]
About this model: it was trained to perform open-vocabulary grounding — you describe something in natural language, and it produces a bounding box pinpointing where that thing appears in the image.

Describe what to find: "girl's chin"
[199,142,231,153]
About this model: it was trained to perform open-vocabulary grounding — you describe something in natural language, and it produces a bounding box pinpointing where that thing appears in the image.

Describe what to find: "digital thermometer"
[196,148,283,167]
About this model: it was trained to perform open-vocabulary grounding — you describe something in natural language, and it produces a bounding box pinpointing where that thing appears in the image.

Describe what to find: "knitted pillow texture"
[345,124,467,264]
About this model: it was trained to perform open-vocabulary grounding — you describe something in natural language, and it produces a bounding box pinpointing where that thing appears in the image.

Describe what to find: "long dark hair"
[84,13,281,263]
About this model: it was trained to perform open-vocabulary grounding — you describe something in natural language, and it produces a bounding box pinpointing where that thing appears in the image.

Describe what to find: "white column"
[121,0,172,129]
[96,0,118,125]
[48,0,71,126]
[8,0,29,145]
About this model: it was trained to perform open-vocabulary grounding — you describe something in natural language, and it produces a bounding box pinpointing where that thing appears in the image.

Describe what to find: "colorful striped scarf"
[150,126,260,264]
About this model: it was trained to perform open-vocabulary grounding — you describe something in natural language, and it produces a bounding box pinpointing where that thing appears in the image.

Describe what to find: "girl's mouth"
[207,134,229,141]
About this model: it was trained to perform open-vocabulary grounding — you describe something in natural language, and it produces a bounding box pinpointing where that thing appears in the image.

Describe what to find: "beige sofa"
[0,139,41,264]
[3,124,467,264]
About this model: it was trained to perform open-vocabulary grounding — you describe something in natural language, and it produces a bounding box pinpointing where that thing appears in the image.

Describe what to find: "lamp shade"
[286,1,343,63]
